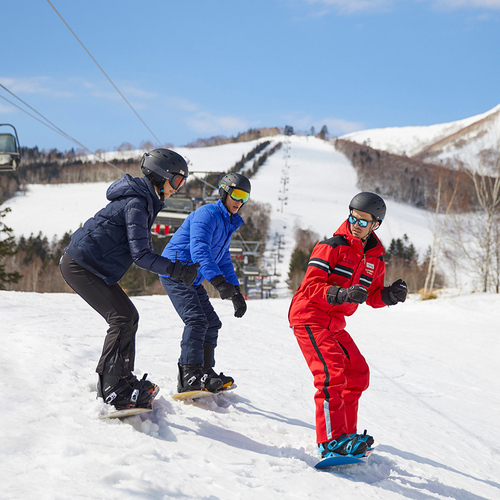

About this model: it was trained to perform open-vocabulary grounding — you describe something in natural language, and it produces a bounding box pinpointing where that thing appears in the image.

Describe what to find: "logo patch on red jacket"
[365,262,375,275]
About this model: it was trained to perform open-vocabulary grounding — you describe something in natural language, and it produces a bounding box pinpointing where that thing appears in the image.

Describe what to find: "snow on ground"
[340,104,500,158]
[1,290,499,499]
[3,182,111,241]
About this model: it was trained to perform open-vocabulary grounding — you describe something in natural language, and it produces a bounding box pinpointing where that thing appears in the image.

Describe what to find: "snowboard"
[99,406,154,419]
[172,384,236,401]
[315,449,374,469]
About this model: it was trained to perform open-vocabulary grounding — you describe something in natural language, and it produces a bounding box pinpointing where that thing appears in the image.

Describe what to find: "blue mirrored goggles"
[348,214,376,228]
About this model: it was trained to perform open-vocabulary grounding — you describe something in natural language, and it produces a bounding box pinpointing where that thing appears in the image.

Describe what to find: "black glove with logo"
[210,275,238,299]
[231,287,247,318]
[327,285,368,305]
[170,261,200,287]
[381,279,407,305]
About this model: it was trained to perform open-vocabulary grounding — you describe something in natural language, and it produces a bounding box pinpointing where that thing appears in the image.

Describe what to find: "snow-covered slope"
[341,104,500,171]
[3,135,435,288]
[1,290,499,499]
[83,139,270,173]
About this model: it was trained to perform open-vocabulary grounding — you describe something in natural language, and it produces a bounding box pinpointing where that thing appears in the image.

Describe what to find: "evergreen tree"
[0,205,21,289]
[319,125,329,140]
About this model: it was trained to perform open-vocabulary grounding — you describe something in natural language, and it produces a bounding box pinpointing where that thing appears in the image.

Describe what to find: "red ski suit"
[288,219,387,444]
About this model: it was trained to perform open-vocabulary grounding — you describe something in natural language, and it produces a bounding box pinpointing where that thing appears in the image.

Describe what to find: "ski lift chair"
[0,124,21,172]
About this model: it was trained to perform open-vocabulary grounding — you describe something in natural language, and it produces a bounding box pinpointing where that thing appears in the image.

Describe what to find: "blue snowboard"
[315,452,371,469]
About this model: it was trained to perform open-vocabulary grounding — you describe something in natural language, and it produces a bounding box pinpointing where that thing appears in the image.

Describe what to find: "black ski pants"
[60,252,139,376]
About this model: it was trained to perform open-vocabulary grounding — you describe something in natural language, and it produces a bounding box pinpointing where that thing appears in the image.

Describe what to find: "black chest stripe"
[359,274,373,287]
[308,258,331,273]
[331,264,353,279]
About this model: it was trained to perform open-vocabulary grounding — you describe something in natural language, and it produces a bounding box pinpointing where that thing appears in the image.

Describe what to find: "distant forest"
[0,131,281,294]
[335,138,479,213]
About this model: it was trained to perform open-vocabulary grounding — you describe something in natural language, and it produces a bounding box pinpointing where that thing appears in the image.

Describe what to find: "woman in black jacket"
[60,148,199,410]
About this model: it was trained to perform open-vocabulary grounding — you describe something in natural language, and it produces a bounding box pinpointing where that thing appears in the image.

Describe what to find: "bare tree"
[423,175,458,293]
[452,137,500,292]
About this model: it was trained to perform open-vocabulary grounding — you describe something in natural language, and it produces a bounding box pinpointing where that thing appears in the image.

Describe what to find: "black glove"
[232,292,247,318]
[381,279,407,305]
[327,285,368,305]
[170,261,200,287]
[210,275,237,299]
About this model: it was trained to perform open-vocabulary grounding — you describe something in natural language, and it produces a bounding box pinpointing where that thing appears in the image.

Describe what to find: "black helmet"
[218,173,251,203]
[141,148,189,199]
[349,192,386,222]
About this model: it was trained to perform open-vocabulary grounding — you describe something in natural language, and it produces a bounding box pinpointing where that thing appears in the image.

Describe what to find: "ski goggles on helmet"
[167,173,186,191]
[348,214,376,228]
[228,187,250,204]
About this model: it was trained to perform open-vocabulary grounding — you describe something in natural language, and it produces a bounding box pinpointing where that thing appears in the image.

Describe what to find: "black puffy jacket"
[65,174,175,285]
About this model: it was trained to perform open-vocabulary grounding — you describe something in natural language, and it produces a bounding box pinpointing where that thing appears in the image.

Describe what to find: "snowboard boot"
[177,363,223,393]
[204,367,234,390]
[318,433,368,459]
[357,429,375,450]
[125,373,160,400]
[97,372,155,410]
[202,344,234,390]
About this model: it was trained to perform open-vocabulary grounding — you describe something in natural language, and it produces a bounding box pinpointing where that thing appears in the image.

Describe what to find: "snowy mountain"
[342,104,500,172]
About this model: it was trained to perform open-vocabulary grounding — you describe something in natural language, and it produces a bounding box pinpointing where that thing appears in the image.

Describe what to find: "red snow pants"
[293,325,370,444]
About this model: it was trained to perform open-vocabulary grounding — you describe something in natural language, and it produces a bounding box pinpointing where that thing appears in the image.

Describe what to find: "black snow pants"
[59,252,139,376]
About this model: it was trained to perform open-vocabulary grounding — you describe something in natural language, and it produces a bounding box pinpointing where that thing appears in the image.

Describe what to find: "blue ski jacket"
[160,199,244,286]
[65,174,175,285]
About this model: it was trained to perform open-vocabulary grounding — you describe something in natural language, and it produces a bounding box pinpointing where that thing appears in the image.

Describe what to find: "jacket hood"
[334,219,385,258]
[106,175,162,213]
[107,174,149,200]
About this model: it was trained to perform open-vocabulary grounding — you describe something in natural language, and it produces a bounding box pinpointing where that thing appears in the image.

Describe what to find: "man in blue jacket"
[60,148,199,410]
[160,173,250,394]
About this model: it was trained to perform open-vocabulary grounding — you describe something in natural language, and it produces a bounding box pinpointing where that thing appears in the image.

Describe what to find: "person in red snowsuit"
[288,192,407,459]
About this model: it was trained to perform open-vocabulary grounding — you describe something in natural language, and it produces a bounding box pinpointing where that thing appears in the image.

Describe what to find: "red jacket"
[289,219,387,332]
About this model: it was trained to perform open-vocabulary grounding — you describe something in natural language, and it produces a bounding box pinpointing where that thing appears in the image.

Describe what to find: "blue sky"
[1,0,500,153]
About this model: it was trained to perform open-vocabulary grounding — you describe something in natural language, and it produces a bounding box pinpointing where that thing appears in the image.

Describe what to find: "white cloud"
[298,0,393,14]
[0,76,52,95]
[296,0,500,12]
[319,117,366,134]
[0,102,15,114]
[428,0,500,9]
[282,113,364,135]
[167,96,200,113]
[186,111,250,136]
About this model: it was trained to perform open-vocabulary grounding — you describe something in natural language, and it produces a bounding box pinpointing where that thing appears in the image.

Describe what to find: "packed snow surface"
[1,290,499,499]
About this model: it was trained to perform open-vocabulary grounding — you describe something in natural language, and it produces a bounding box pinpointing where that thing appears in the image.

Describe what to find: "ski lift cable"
[0,86,126,174]
[1,82,92,150]
[0,91,65,138]
[46,0,163,146]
